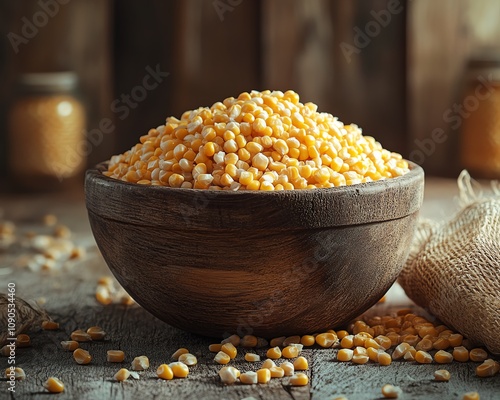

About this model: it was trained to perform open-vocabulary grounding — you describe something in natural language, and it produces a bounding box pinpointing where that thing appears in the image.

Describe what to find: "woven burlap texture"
[399,171,500,355]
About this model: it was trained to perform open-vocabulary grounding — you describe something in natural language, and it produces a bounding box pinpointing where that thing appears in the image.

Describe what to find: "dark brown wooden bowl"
[85,162,424,339]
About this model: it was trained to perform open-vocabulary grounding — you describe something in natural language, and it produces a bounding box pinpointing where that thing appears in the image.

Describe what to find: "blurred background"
[0,0,499,192]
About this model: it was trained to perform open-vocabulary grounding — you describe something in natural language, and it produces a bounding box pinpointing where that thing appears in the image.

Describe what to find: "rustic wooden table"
[0,177,499,400]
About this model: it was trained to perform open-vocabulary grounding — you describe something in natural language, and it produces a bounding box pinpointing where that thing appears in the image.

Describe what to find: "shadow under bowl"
[85,162,424,339]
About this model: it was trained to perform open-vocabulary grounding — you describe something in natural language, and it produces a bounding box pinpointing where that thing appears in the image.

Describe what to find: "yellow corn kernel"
[352,354,370,364]
[462,392,480,400]
[365,338,381,350]
[96,285,112,305]
[240,371,258,384]
[293,356,309,370]
[87,326,106,341]
[219,366,240,384]
[434,350,453,364]
[415,350,433,364]
[403,350,415,362]
[434,369,451,382]
[392,342,410,360]
[73,348,92,365]
[44,377,64,393]
[282,345,299,359]
[209,343,222,353]
[5,367,25,380]
[367,347,379,362]
[316,332,338,348]
[215,351,231,365]
[61,340,79,351]
[107,350,125,363]
[41,320,59,330]
[415,338,433,352]
[337,349,354,362]
[262,359,276,369]
[16,334,31,348]
[172,348,189,360]
[469,348,488,362]
[282,335,301,346]
[378,351,392,366]
[256,368,271,384]
[169,361,189,378]
[131,355,149,371]
[156,364,174,380]
[476,359,500,377]
[221,334,240,347]
[221,342,237,359]
[374,335,392,351]
[245,353,260,362]
[281,361,295,376]
[336,330,349,340]
[340,335,355,350]
[448,333,463,347]
[113,368,131,382]
[381,384,402,399]
[296,335,313,347]
[241,335,258,348]
[266,346,282,359]
[432,337,450,350]
[289,372,309,386]
[453,346,469,362]
[71,329,92,342]
[178,353,197,366]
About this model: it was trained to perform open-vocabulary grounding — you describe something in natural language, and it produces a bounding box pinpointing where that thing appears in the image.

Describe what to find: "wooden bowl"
[85,162,424,338]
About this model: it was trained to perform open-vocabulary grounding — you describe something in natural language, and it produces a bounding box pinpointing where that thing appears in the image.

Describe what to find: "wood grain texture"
[84,164,424,338]
[0,181,499,399]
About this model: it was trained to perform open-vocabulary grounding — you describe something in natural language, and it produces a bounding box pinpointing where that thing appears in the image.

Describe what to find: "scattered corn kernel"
[219,366,240,384]
[241,335,258,348]
[157,364,174,380]
[337,349,354,362]
[86,326,106,340]
[44,377,64,393]
[476,359,500,377]
[415,350,433,364]
[462,392,480,400]
[215,351,231,365]
[240,371,258,384]
[71,329,92,342]
[453,346,469,362]
[131,356,149,371]
[178,353,197,366]
[316,332,338,348]
[435,350,453,364]
[245,353,260,362]
[41,320,59,330]
[270,336,286,347]
[262,359,276,369]
[266,346,282,359]
[221,342,237,359]
[293,356,309,370]
[281,361,295,376]
[209,344,222,353]
[289,372,309,386]
[61,340,79,351]
[378,351,392,366]
[282,345,299,359]
[73,348,92,365]
[256,368,271,384]
[300,335,316,347]
[107,350,125,363]
[381,384,402,398]
[169,361,189,378]
[434,369,451,382]
[469,348,488,362]
[352,354,370,364]
[16,334,31,348]
[283,335,301,346]
[113,368,131,382]
[269,366,285,378]
[5,367,25,380]
[221,334,240,347]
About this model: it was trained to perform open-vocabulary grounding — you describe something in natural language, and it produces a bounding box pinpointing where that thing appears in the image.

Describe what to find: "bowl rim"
[85,160,424,229]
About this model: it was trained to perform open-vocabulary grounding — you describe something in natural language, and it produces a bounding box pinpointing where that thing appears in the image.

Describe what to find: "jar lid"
[16,72,79,93]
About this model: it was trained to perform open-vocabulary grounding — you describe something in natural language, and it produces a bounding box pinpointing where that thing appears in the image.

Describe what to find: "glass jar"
[8,72,86,190]
[460,57,500,179]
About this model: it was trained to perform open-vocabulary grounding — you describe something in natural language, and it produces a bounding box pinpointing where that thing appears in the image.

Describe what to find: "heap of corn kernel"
[104,90,409,190]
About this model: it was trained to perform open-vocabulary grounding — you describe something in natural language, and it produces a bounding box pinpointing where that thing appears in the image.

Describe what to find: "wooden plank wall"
[407,0,500,176]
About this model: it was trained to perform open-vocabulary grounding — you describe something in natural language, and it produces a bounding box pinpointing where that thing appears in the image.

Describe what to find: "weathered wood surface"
[1,178,500,400]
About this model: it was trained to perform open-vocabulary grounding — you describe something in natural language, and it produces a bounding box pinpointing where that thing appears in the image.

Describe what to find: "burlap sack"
[399,171,500,354]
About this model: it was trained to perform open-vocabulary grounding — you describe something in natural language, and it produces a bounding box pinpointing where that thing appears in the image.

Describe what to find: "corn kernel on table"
[1,178,499,400]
